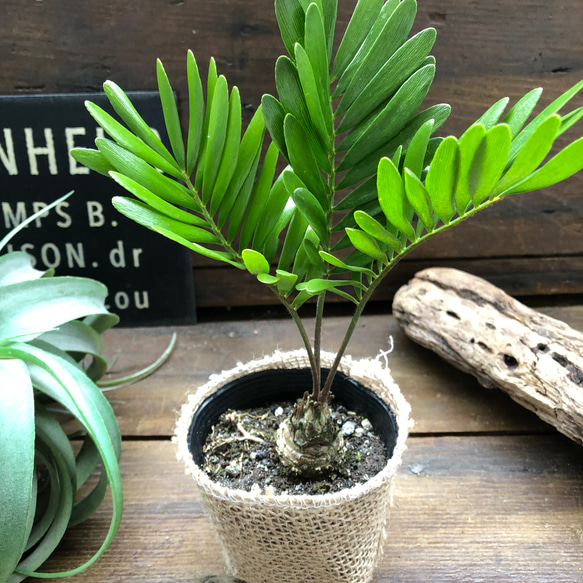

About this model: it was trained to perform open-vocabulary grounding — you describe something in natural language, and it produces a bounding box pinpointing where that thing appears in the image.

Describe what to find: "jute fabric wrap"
[175,349,411,583]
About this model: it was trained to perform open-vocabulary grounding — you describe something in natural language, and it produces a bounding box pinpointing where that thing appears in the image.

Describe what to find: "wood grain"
[36,436,583,582]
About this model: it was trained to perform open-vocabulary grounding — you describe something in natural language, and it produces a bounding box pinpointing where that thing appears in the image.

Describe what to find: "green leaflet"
[278,208,309,271]
[403,118,434,178]
[202,76,230,204]
[318,250,376,278]
[475,97,510,130]
[468,124,511,206]
[333,176,376,211]
[337,103,451,189]
[354,210,402,251]
[156,59,186,169]
[404,168,434,232]
[262,94,289,161]
[503,137,583,195]
[84,101,183,179]
[284,114,328,205]
[103,80,173,165]
[112,197,218,244]
[0,360,35,583]
[345,228,387,263]
[377,157,416,241]
[425,136,459,223]
[95,138,198,211]
[69,148,116,177]
[502,87,542,138]
[304,2,331,118]
[207,86,242,212]
[275,269,298,296]
[294,42,331,147]
[330,0,385,80]
[239,142,280,250]
[454,124,486,214]
[186,50,205,175]
[275,0,305,58]
[292,187,329,244]
[335,0,420,121]
[242,249,271,275]
[338,64,436,169]
[493,115,561,196]
[253,173,292,251]
[333,0,401,97]
[109,172,206,226]
[508,79,583,165]
[337,28,436,132]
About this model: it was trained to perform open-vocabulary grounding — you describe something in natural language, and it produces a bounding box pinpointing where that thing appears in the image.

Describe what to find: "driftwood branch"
[392,267,583,447]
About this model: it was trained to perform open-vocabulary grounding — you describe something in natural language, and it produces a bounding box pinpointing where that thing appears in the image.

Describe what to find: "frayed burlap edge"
[173,349,412,583]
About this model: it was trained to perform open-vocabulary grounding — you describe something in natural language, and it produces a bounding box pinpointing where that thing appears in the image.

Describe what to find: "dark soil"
[202,400,388,496]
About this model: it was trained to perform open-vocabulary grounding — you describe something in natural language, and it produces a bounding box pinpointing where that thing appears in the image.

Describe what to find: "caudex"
[72,0,583,475]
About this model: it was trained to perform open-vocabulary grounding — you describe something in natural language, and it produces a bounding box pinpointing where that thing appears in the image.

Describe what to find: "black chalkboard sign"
[0,92,196,326]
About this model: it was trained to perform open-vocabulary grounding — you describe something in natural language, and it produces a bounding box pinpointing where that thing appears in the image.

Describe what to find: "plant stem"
[312,291,326,401]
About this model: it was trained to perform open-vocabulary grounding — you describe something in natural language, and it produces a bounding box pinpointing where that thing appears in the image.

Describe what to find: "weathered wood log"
[392,267,583,447]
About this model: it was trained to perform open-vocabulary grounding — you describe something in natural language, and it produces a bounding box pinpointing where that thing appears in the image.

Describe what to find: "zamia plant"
[0,194,175,582]
[72,0,583,475]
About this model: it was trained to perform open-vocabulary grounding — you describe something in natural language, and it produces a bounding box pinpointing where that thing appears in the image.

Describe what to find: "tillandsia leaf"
[507,79,583,165]
[335,0,419,120]
[275,0,305,58]
[239,142,281,250]
[455,123,487,214]
[330,0,385,80]
[242,249,271,275]
[202,76,230,204]
[337,27,437,131]
[502,136,583,195]
[502,87,543,138]
[425,136,460,223]
[403,168,435,232]
[35,321,102,362]
[152,225,243,269]
[0,360,35,583]
[468,124,511,206]
[69,148,117,177]
[0,252,45,286]
[333,0,400,97]
[338,64,436,167]
[283,114,328,205]
[109,172,206,227]
[83,102,183,179]
[112,197,217,244]
[0,278,109,342]
[217,106,266,226]
[156,59,186,169]
[103,80,174,165]
[95,138,199,211]
[337,102,451,189]
[377,157,416,241]
[0,192,73,253]
[493,114,561,196]
[292,187,329,244]
[354,210,402,251]
[2,343,122,579]
[278,208,309,271]
[186,50,205,175]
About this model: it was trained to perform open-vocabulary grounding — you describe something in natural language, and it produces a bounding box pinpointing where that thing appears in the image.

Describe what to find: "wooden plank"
[192,256,583,307]
[38,435,583,582]
[67,307,583,438]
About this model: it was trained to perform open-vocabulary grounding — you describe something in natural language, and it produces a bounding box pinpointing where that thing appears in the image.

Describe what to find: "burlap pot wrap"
[174,349,411,583]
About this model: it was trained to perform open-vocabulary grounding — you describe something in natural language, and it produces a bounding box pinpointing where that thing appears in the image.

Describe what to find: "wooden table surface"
[36,305,583,582]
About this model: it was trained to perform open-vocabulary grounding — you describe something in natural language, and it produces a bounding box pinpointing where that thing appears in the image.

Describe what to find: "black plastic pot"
[187,367,399,467]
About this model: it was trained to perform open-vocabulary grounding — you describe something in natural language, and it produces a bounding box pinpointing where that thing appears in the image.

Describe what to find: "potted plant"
[0,194,174,582]
[71,0,583,580]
